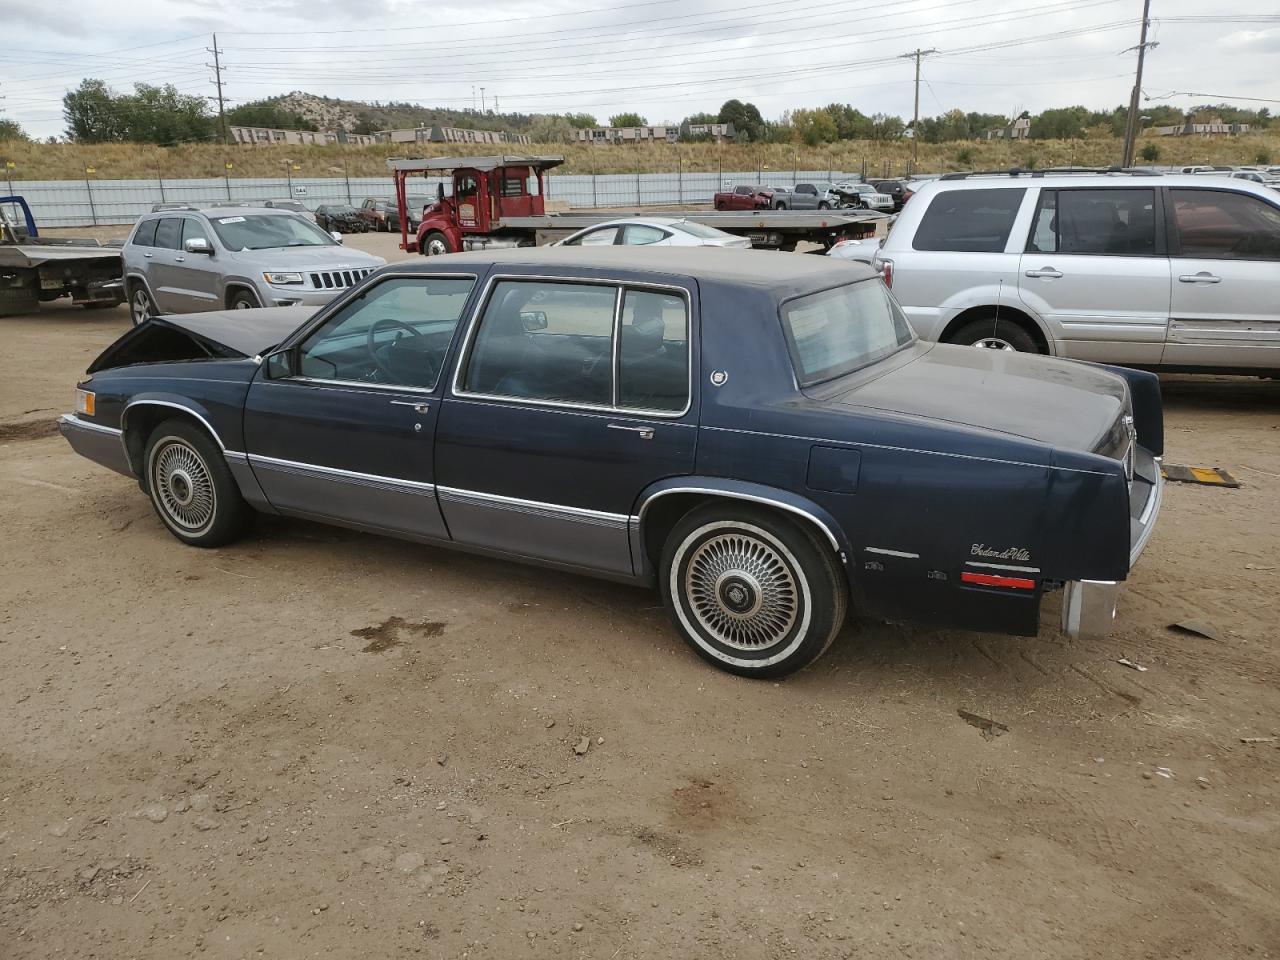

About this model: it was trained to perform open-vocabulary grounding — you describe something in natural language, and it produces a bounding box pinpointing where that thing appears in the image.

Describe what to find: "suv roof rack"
[939,166,1161,180]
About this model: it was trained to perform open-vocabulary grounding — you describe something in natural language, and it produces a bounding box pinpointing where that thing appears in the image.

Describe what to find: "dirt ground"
[2,235,1279,959]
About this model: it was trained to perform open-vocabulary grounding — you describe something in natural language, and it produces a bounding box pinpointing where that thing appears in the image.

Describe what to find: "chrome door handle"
[389,400,431,414]
[1024,267,1062,279]
[1178,272,1221,283]
[143,252,153,259]
[174,256,185,262]
[608,423,654,440]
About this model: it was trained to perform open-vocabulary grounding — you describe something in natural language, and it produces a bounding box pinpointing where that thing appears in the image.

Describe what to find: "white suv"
[875,171,1280,374]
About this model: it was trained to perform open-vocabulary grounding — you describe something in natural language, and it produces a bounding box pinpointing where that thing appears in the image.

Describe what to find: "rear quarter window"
[131,219,159,247]
[912,187,1026,253]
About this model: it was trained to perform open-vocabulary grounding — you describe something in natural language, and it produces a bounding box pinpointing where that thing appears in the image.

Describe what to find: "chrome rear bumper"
[1061,449,1163,640]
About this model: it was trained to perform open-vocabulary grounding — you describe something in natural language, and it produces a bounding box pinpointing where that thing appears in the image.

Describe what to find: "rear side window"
[1170,188,1280,261]
[912,188,1026,252]
[154,218,181,250]
[131,219,159,247]
[622,224,667,245]
[1027,189,1157,257]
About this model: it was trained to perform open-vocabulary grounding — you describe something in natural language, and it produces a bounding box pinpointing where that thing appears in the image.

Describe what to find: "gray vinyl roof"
[409,246,878,287]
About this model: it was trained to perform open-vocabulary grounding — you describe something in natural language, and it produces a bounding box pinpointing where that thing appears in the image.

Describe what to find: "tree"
[0,118,28,141]
[791,108,838,146]
[717,99,765,142]
[1139,143,1160,163]
[823,103,873,140]
[1030,106,1090,140]
[63,79,126,143]
[563,113,598,129]
[528,115,576,143]
[869,113,906,140]
[608,113,646,128]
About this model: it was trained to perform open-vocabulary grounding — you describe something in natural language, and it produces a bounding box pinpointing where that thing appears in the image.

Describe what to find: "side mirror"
[264,348,295,379]
[330,231,343,243]
[520,310,548,332]
[184,237,212,255]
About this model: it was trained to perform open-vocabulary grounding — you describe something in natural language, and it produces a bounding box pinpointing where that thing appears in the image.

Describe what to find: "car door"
[791,184,818,210]
[164,217,221,313]
[1163,186,1280,370]
[436,273,697,577]
[146,217,185,312]
[1017,186,1170,364]
[242,272,479,540]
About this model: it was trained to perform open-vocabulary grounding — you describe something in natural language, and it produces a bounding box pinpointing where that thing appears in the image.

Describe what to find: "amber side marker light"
[960,571,1036,591]
[76,389,95,417]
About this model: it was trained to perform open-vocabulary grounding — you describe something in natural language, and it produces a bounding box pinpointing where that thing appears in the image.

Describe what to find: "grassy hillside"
[2,133,1276,182]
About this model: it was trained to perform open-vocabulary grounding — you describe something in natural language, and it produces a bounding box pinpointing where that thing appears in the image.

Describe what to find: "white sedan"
[555,217,751,248]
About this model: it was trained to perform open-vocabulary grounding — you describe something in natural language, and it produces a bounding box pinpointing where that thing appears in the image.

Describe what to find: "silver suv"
[123,207,386,325]
[876,171,1280,374]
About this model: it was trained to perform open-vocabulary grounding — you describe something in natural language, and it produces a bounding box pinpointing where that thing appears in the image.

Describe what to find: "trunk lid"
[811,342,1129,453]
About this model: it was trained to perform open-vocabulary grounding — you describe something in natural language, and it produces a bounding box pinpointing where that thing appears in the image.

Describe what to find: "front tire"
[229,289,260,310]
[947,316,1042,353]
[660,505,847,679]
[775,201,787,210]
[144,419,253,547]
[130,285,154,326]
[818,201,831,210]
[422,231,452,256]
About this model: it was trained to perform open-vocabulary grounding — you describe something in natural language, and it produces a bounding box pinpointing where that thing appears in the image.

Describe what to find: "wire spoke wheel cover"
[671,520,812,667]
[150,438,217,534]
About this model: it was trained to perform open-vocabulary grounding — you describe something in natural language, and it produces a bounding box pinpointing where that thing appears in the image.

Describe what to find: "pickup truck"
[1,196,124,316]
[780,182,843,210]
[713,184,776,211]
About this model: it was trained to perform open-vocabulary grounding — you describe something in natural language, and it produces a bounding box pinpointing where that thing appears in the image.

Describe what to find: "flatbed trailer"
[1,196,124,316]
[388,156,886,254]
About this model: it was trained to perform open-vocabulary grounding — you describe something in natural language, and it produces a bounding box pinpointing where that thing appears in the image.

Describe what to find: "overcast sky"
[2,0,1276,138]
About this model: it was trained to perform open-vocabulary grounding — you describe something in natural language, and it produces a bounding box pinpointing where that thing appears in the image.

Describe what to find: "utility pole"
[480,87,486,113]
[1120,0,1157,168]
[207,34,228,145]
[900,48,937,166]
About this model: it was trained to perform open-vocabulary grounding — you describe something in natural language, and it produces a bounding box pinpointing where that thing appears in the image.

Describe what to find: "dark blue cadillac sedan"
[59,248,1162,678]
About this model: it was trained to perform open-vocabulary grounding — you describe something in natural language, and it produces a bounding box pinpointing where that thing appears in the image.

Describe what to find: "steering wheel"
[366,317,427,382]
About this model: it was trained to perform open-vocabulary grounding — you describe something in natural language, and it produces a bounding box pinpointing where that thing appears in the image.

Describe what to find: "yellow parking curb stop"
[1161,464,1240,487]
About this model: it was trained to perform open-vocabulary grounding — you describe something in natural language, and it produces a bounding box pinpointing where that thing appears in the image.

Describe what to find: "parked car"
[314,204,368,233]
[769,186,792,209]
[61,246,1162,679]
[358,198,393,231]
[825,236,883,264]
[150,202,197,213]
[556,217,750,248]
[208,200,245,208]
[1180,165,1232,174]
[122,207,385,324]
[263,199,308,213]
[386,196,431,233]
[838,182,895,212]
[783,182,843,210]
[873,171,1280,374]
[714,185,775,211]
[869,179,912,211]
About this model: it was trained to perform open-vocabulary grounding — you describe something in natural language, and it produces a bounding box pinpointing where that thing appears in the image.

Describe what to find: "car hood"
[812,342,1128,452]
[157,306,315,357]
[228,246,385,268]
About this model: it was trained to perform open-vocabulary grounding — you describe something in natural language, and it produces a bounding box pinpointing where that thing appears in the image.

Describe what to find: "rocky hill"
[262,92,542,135]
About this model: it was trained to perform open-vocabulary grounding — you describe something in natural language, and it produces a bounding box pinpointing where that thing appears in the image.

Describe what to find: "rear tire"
[129,284,154,326]
[143,418,253,547]
[818,201,831,210]
[947,316,1042,353]
[715,201,726,211]
[660,504,847,679]
[775,201,787,210]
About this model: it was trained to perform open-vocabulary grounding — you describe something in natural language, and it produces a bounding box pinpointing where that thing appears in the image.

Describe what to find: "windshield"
[671,220,732,240]
[781,280,915,386]
[407,196,431,210]
[210,214,337,251]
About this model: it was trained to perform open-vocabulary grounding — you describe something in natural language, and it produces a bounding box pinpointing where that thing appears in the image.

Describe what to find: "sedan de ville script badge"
[970,544,1033,563]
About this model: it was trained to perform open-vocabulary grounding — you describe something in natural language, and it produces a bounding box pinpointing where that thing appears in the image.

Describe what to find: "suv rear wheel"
[130,284,154,326]
[948,316,1042,353]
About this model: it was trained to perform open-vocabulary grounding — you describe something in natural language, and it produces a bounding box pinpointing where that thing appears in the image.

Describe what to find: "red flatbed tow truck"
[388,155,885,255]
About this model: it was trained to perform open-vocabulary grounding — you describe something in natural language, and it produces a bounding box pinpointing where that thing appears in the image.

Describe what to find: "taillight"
[902,190,914,204]
[875,257,893,287]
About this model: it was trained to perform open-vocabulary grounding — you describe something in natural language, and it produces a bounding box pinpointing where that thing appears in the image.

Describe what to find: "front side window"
[180,218,210,247]
[781,280,915,386]
[1027,189,1156,256]
[1170,188,1280,261]
[210,214,336,252]
[565,226,619,247]
[462,280,690,413]
[734,186,751,195]
[501,176,527,197]
[295,276,475,388]
[912,188,1026,253]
